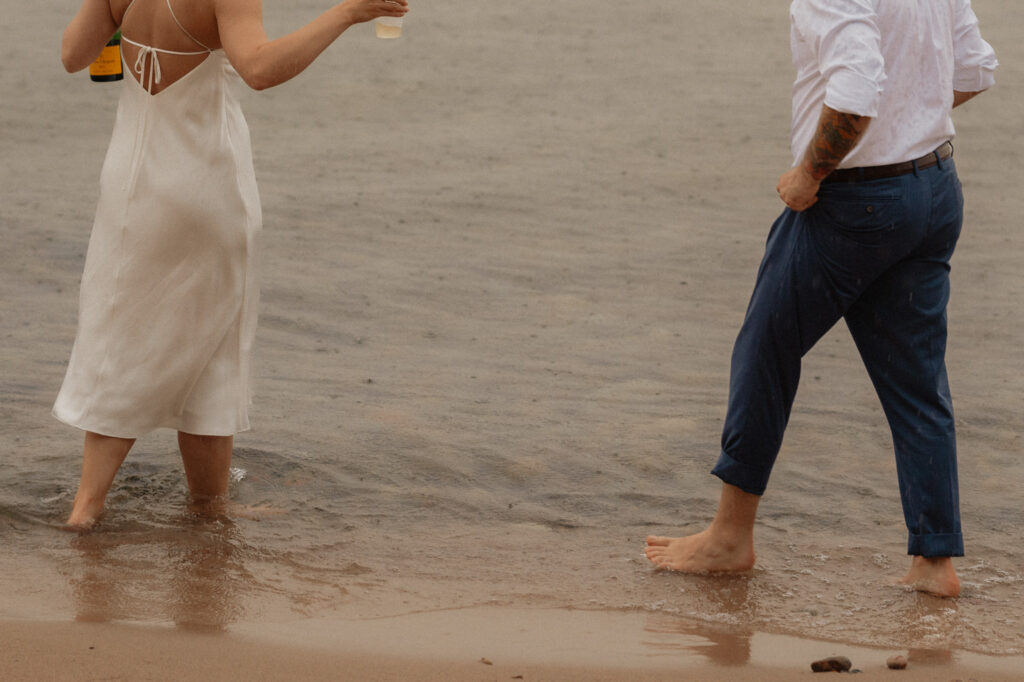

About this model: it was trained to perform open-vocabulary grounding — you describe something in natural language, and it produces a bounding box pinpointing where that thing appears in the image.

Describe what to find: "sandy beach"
[4,608,1024,681]
[3,0,1023,680]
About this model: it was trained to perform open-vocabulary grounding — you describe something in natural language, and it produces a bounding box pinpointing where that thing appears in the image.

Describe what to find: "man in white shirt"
[645,0,997,597]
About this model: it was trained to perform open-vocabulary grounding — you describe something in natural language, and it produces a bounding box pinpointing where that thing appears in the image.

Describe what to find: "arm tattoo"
[803,106,871,181]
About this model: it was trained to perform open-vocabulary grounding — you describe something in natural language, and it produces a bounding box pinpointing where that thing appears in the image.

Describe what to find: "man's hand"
[777,165,821,212]
[778,105,871,211]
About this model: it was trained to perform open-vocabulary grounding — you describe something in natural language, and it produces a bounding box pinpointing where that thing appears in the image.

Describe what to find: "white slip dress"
[53,0,261,438]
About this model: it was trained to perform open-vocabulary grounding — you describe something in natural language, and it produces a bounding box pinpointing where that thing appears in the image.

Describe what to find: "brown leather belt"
[822,142,953,184]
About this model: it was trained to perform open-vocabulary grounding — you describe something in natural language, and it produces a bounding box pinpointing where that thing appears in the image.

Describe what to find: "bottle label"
[89,44,123,78]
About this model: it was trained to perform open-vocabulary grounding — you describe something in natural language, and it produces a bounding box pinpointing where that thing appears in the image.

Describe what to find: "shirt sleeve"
[793,0,885,117]
[953,0,998,92]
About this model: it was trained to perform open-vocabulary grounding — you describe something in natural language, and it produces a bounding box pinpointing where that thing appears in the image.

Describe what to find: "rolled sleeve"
[796,0,885,117]
[953,0,998,92]
[825,61,884,117]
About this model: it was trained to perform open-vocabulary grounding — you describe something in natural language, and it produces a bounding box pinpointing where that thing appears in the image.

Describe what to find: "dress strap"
[122,0,142,20]
[121,36,208,57]
[121,0,213,52]
[166,0,213,51]
[121,36,210,93]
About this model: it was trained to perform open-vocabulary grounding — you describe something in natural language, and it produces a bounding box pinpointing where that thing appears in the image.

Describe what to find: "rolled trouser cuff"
[908,532,964,558]
[711,450,770,496]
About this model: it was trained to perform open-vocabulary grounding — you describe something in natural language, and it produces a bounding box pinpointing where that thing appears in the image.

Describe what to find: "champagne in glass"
[375,16,403,39]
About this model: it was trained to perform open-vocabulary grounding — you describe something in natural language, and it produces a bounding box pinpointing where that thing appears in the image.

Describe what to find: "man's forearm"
[801,105,872,181]
[777,105,872,211]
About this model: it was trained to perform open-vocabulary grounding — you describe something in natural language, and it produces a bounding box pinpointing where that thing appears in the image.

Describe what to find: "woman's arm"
[62,0,118,72]
[214,0,407,91]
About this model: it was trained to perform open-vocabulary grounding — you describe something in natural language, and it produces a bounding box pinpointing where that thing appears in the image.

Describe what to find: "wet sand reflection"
[642,574,755,666]
[67,514,244,633]
[639,572,972,670]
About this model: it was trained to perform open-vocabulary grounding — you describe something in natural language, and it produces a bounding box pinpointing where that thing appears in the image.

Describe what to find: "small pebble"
[811,656,852,672]
[480,657,493,666]
[886,655,908,670]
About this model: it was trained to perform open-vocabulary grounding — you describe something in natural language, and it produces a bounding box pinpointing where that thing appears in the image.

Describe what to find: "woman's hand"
[338,0,408,26]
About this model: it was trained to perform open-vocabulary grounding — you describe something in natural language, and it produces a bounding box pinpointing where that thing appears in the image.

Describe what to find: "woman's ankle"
[66,493,105,528]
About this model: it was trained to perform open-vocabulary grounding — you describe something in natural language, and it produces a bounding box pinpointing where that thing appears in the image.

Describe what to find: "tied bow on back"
[133,45,163,93]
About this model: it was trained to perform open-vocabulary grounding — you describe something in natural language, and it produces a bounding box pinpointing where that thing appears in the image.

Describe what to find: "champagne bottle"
[89,30,123,82]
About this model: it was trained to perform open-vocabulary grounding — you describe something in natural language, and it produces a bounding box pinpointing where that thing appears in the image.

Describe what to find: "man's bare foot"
[896,556,960,598]
[645,528,755,573]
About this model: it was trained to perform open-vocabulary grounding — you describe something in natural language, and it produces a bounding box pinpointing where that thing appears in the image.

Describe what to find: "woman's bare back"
[115,0,222,94]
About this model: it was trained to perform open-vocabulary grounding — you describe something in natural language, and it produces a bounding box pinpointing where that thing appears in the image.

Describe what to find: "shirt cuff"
[823,69,882,118]
[953,66,996,93]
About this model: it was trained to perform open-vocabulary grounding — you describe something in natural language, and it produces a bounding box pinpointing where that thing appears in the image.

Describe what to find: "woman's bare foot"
[65,432,135,530]
[896,556,960,598]
[187,494,230,519]
[645,528,756,573]
[65,499,104,531]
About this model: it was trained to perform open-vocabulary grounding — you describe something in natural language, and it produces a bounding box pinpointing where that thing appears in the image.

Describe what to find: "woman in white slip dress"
[58,0,408,528]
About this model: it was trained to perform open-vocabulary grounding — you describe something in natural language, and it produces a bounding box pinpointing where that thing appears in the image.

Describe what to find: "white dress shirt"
[789,0,997,168]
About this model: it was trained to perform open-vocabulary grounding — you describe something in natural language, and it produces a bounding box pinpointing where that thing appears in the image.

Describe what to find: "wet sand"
[4,609,1024,682]
[4,0,1024,679]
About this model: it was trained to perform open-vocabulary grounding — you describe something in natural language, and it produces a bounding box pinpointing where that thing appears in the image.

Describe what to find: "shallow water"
[3,0,1024,666]
[4,428,1024,658]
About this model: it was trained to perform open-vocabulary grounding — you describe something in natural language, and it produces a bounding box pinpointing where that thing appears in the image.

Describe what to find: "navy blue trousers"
[712,153,964,557]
